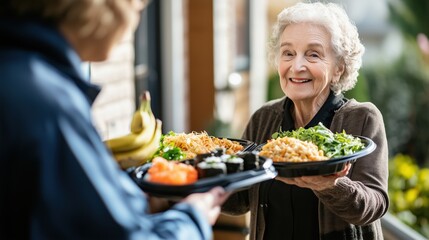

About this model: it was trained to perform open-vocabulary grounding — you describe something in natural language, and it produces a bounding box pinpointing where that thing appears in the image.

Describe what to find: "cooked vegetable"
[155,131,186,160]
[271,122,365,158]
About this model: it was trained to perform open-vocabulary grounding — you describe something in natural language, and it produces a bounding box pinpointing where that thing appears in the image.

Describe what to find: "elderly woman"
[222,2,389,240]
[0,0,228,239]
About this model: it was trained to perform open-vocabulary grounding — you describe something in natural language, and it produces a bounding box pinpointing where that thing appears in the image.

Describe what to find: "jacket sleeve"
[314,101,389,225]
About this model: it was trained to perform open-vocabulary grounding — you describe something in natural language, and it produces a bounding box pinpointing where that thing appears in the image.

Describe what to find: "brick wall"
[90,33,136,141]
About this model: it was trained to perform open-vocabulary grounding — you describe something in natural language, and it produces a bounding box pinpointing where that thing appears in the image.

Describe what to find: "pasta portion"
[162,132,244,159]
[259,136,328,162]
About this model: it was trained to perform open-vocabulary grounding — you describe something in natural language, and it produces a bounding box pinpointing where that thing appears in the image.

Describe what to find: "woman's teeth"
[290,78,311,83]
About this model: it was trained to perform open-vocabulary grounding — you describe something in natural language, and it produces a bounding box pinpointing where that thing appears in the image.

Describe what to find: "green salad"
[272,122,365,158]
[154,131,186,160]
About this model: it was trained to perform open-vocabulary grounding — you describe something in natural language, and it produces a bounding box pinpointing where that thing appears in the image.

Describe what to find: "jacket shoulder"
[253,97,285,116]
[338,99,383,119]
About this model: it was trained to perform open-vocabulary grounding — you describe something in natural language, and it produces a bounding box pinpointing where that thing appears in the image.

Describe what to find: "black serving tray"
[257,136,376,178]
[130,152,277,199]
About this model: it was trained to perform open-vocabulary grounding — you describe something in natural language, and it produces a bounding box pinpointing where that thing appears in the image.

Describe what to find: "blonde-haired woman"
[222,2,388,239]
[0,0,228,239]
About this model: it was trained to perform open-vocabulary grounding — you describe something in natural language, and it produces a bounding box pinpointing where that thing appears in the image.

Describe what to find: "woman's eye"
[281,51,294,60]
[308,52,320,58]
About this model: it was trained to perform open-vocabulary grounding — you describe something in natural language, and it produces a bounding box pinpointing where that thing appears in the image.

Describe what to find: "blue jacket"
[0,17,211,240]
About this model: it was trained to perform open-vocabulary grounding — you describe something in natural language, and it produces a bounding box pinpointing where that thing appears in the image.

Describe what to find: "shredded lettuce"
[272,122,365,158]
[154,131,186,160]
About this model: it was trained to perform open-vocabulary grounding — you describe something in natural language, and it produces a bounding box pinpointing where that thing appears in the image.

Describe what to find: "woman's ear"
[332,62,345,83]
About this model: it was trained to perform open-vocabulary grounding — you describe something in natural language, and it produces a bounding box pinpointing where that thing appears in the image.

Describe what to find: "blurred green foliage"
[343,74,370,102]
[359,43,429,166]
[388,0,429,40]
[389,154,429,237]
[267,72,283,100]
[386,1,429,233]
[359,0,429,167]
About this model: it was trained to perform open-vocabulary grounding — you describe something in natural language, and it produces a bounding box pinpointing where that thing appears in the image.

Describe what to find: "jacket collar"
[282,91,345,131]
[0,17,101,104]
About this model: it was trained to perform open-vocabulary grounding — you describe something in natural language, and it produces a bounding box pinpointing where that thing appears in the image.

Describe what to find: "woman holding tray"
[222,2,389,240]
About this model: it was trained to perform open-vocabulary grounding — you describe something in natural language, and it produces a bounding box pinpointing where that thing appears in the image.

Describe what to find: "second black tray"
[257,136,376,178]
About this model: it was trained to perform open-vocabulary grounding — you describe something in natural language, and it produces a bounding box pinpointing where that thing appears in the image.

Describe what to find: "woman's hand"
[148,196,174,213]
[149,187,230,225]
[276,163,351,191]
[181,187,230,225]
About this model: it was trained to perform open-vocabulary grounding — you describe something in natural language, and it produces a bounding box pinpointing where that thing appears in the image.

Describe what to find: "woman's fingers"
[182,187,230,225]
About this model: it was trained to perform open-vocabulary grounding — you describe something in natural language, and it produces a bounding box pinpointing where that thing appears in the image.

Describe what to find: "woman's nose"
[291,55,306,73]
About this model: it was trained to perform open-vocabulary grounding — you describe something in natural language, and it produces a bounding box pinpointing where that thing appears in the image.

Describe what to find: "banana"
[104,114,156,153]
[130,91,153,134]
[104,91,156,153]
[114,119,163,169]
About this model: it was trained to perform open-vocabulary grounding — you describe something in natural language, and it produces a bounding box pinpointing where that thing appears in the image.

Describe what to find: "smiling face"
[278,23,344,106]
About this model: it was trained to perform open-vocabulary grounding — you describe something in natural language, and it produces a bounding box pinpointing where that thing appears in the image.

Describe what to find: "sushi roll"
[195,152,214,164]
[213,148,226,156]
[196,161,227,179]
[204,156,223,164]
[221,155,244,174]
[239,152,260,170]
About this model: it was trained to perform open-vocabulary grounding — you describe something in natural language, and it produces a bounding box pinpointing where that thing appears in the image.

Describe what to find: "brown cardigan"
[222,98,389,240]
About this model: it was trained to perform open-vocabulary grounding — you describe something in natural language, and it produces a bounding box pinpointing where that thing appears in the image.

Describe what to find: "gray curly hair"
[269,2,365,94]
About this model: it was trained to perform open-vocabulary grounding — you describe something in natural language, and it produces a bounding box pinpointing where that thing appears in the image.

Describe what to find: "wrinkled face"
[277,23,343,103]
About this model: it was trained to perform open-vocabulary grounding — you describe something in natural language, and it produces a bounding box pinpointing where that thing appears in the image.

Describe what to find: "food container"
[256,136,376,178]
[130,151,277,200]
